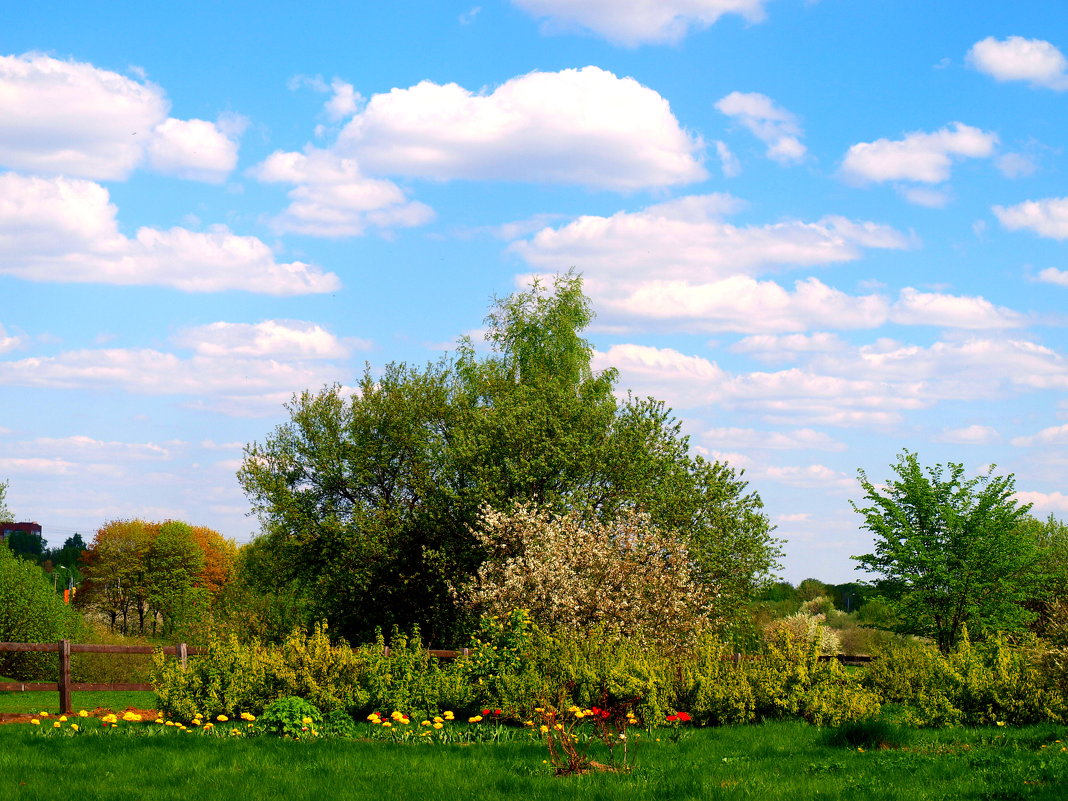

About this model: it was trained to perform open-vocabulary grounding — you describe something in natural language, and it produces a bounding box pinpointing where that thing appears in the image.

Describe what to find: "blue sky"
[2,0,1067,583]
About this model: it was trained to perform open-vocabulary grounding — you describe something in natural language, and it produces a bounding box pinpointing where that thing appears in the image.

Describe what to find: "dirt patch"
[0,706,160,725]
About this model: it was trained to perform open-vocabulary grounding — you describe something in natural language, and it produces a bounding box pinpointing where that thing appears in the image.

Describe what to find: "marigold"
[70,724,79,732]
[442,711,454,720]
[217,715,229,722]
[30,719,39,726]
[469,715,483,723]
[78,710,88,717]
[433,722,443,729]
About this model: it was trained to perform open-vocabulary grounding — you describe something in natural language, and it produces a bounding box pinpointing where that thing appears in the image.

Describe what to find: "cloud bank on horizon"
[1,3,1067,582]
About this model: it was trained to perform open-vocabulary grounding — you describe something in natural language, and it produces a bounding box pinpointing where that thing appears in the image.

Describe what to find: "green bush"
[258,696,323,738]
[863,634,1067,726]
[0,545,88,680]
[825,718,912,749]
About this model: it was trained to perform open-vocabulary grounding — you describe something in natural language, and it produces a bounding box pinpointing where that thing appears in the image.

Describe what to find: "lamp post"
[53,565,67,592]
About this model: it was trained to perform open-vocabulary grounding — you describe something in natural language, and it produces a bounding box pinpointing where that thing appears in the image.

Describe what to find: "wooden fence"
[0,640,873,715]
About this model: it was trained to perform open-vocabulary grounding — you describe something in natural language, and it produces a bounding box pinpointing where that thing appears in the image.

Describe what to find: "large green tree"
[852,451,1042,652]
[239,274,780,644]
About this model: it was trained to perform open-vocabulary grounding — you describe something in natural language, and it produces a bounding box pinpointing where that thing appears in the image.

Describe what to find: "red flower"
[666,714,678,722]
[677,712,692,722]
[482,709,491,716]
[494,709,502,716]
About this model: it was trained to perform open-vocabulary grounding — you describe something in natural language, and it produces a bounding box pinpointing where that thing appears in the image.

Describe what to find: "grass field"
[3,717,1067,800]
[0,687,156,716]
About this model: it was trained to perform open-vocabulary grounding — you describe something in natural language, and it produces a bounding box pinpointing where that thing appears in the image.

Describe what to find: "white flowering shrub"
[461,503,712,644]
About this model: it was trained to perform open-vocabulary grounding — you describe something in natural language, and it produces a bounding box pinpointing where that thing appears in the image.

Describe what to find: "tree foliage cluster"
[852,451,1054,652]
[239,274,780,644]
[79,519,237,637]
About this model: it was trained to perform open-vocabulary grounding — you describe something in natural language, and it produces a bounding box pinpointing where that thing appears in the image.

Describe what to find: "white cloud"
[175,320,357,359]
[1037,268,1068,287]
[702,427,846,451]
[512,0,767,46]
[334,66,706,189]
[888,287,1024,329]
[996,152,1038,178]
[605,276,890,333]
[841,123,998,184]
[713,140,741,177]
[0,172,339,294]
[0,324,26,353]
[993,197,1068,240]
[936,425,999,444]
[731,332,847,361]
[0,52,242,182]
[1011,423,1068,447]
[0,347,342,415]
[29,435,178,460]
[1015,491,1068,512]
[325,79,362,121]
[146,116,243,183]
[967,36,1068,91]
[715,91,806,164]
[512,195,908,280]
[250,147,434,237]
[763,464,854,490]
[899,186,951,208]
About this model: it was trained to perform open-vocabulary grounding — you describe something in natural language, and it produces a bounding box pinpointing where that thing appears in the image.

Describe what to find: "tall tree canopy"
[852,451,1041,652]
[239,274,780,644]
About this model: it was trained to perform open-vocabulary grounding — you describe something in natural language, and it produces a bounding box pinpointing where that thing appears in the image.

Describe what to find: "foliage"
[239,273,779,644]
[79,519,236,637]
[864,634,1067,726]
[852,451,1040,652]
[824,718,913,749]
[764,612,841,656]
[0,545,88,679]
[462,503,714,643]
[6,528,45,559]
[0,478,10,522]
[152,625,368,720]
[258,696,324,738]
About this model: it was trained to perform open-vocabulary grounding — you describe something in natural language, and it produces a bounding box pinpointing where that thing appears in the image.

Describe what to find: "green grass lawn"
[0,688,157,715]
[2,719,1067,800]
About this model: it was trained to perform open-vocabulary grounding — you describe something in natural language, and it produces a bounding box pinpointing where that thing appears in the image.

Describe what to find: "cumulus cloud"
[840,123,997,185]
[332,66,705,189]
[936,425,999,445]
[1037,268,1068,287]
[592,335,1068,428]
[175,320,360,359]
[0,324,26,354]
[1011,423,1068,447]
[250,147,434,237]
[967,36,1068,91]
[0,52,242,181]
[0,173,339,294]
[1015,491,1068,512]
[512,0,767,46]
[512,195,908,280]
[0,346,342,416]
[715,91,806,164]
[888,288,1024,329]
[713,140,742,177]
[993,197,1068,240]
[702,426,846,451]
[763,464,854,490]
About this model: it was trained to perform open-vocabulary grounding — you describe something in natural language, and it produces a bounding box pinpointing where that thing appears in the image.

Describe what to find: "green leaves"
[239,273,780,644]
[852,451,1040,651]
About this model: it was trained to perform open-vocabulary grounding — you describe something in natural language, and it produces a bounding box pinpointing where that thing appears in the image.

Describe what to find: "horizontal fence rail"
[0,641,874,715]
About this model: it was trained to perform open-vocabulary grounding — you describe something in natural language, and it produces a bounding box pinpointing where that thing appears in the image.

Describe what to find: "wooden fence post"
[178,643,188,670]
[58,639,72,715]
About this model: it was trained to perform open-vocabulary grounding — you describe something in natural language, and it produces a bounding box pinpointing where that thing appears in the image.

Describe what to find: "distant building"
[1,521,43,542]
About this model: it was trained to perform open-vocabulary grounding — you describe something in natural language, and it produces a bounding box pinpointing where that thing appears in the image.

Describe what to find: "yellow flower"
[241,713,256,722]
[443,711,454,720]
[39,711,49,717]
[367,713,381,721]
[53,722,61,728]
[203,722,214,730]
[78,710,88,717]
[165,721,175,726]
[469,715,483,723]
[301,717,313,725]
[30,719,40,726]
[574,711,585,718]
[382,721,392,728]
[539,725,548,733]
[433,716,444,723]
[217,715,229,722]
[191,719,201,726]
[420,720,431,727]
[433,722,443,730]
[534,707,544,713]
[59,716,68,722]
[122,712,141,722]
[156,718,165,724]
[70,724,79,732]
[554,724,564,730]
[391,711,404,721]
